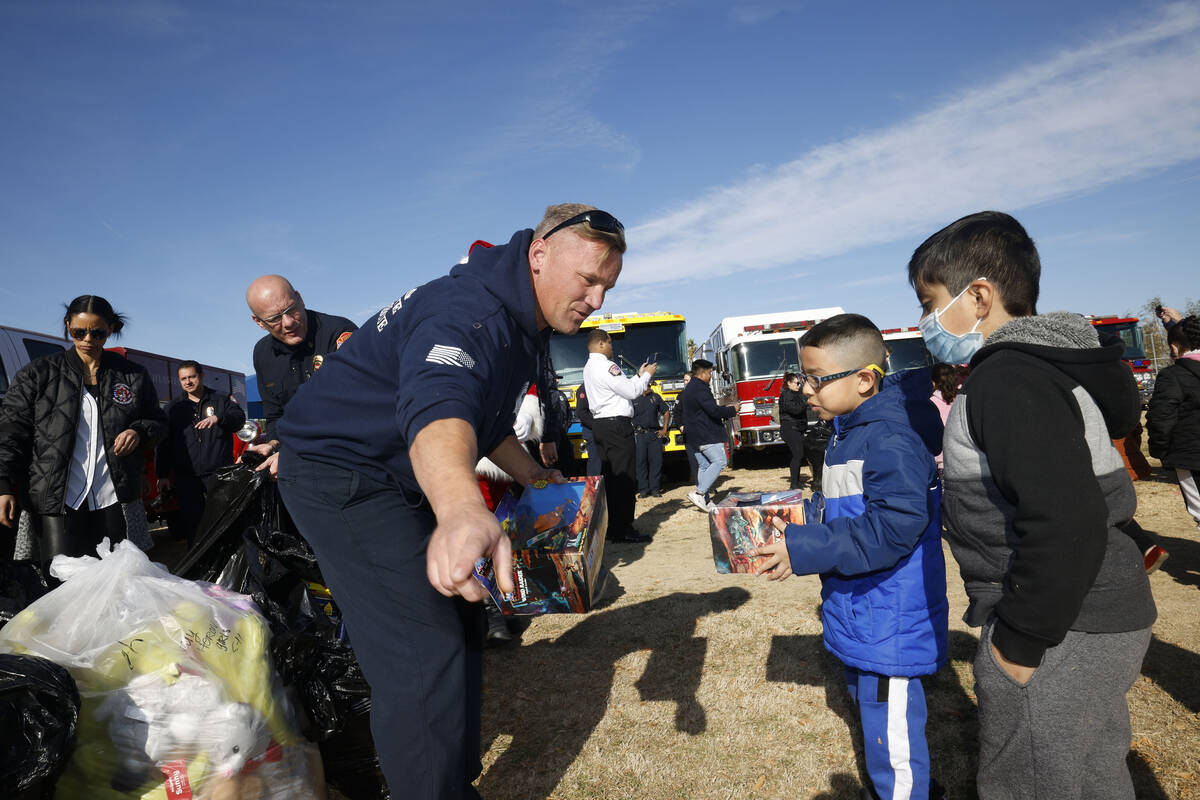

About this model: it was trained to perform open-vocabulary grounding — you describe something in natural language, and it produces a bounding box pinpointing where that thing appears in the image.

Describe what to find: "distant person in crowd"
[0,295,166,566]
[275,203,624,798]
[583,327,657,542]
[1148,316,1200,534]
[778,371,807,490]
[156,360,246,545]
[244,274,357,477]
[908,211,1154,800]
[573,384,603,477]
[680,358,735,511]
[631,382,670,498]
[753,313,947,800]
[928,363,964,470]
[679,371,699,483]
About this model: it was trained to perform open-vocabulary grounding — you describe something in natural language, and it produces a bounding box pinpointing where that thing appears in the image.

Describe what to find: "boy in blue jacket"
[754,313,948,800]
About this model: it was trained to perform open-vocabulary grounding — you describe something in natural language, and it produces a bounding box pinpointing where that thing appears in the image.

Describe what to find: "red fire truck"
[1085,315,1156,403]
[702,307,845,456]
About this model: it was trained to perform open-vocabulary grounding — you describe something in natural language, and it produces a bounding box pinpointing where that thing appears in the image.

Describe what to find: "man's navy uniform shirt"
[278,230,548,505]
[253,308,357,441]
[631,392,668,431]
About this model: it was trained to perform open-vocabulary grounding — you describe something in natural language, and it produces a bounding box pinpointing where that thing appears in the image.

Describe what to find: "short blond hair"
[533,203,627,255]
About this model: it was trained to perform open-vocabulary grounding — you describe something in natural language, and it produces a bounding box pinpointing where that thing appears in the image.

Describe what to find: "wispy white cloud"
[838,273,905,289]
[622,2,1200,286]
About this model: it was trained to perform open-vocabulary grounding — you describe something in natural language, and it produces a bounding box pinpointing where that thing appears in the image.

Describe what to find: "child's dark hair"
[800,313,887,369]
[931,363,964,404]
[907,211,1040,317]
[63,295,126,337]
[1168,316,1200,352]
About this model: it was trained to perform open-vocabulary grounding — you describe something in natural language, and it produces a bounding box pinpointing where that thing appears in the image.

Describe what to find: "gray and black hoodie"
[942,312,1156,667]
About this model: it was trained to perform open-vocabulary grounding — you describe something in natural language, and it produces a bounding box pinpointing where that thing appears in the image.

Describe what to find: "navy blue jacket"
[783,381,948,676]
[156,386,246,478]
[278,230,547,504]
[253,309,357,441]
[679,378,735,447]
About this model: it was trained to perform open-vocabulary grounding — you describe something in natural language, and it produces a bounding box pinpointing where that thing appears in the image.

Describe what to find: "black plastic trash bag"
[0,561,50,626]
[0,653,81,798]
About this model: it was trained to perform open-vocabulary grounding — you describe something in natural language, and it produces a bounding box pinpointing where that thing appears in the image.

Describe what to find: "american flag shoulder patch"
[426,344,476,369]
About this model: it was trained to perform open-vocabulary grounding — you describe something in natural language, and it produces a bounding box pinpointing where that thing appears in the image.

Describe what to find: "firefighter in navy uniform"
[156,360,246,545]
[275,204,626,799]
[631,382,670,497]
[244,274,357,476]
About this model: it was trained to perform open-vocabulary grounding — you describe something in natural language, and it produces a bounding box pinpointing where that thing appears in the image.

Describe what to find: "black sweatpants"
[278,446,484,799]
[780,424,805,489]
[591,416,637,537]
[173,473,211,547]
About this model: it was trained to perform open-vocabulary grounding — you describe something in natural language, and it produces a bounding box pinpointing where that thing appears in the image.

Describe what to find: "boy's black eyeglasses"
[70,327,110,341]
[799,364,883,392]
[541,210,625,241]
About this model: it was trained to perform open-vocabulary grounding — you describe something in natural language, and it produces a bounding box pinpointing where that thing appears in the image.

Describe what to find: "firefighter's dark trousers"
[278,445,484,800]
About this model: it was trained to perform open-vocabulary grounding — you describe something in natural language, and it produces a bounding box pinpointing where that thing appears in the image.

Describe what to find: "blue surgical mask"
[919,284,985,364]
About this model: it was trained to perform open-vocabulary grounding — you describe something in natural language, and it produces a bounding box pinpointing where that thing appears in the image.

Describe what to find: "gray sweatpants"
[974,620,1151,800]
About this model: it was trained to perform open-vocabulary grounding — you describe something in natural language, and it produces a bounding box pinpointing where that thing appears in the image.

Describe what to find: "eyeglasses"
[70,327,110,341]
[256,299,303,327]
[799,364,884,392]
[541,210,625,241]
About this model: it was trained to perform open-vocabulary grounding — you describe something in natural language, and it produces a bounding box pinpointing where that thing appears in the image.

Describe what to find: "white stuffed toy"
[96,668,271,790]
[477,390,544,481]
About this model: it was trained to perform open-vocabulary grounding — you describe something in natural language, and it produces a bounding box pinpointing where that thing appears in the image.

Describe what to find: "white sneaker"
[688,491,710,512]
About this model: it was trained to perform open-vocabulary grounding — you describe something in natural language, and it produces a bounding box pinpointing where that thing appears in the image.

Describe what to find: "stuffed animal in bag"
[95,668,271,791]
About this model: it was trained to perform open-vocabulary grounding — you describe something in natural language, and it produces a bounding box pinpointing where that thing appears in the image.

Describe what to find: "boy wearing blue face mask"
[908,211,1155,800]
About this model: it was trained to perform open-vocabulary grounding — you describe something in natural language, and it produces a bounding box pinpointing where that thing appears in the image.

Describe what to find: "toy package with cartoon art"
[709,489,807,574]
[473,476,608,615]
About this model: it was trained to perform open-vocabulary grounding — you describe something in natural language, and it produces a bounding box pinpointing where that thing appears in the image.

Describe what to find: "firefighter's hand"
[194,415,219,430]
[0,494,16,528]
[751,540,793,581]
[427,504,514,602]
[527,466,567,486]
[539,441,558,466]
[255,451,280,477]
[111,429,141,457]
[640,360,658,377]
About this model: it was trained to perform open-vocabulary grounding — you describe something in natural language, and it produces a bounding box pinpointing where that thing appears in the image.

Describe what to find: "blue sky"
[2,0,1198,377]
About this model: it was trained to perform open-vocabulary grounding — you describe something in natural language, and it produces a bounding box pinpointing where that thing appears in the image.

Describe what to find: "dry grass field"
[476,451,1200,800]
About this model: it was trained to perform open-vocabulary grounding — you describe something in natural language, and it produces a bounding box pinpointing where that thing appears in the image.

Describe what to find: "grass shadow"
[1141,634,1200,713]
[477,587,751,800]
[1150,529,1200,590]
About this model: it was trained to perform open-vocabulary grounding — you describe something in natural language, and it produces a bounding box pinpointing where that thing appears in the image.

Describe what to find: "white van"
[0,325,71,400]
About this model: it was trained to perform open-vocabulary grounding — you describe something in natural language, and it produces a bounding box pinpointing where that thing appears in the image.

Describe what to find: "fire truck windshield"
[1095,321,1147,361]
[885,338,932,373]
[733,338,801,381]
[549,320,688,384]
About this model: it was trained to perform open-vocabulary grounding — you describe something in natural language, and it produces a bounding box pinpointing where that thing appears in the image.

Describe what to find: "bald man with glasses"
[245,275,357,476]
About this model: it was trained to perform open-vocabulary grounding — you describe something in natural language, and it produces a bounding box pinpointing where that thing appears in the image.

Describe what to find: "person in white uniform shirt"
[582,328,657,543]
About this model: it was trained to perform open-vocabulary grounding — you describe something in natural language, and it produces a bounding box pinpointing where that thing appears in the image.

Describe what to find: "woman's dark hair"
[63,295,126,337]
[931,362,964,404]
[1168,316,1200,352]
[782,371,798,391]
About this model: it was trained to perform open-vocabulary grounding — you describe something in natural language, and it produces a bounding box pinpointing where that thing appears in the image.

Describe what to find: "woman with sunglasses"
[0,295,166,566]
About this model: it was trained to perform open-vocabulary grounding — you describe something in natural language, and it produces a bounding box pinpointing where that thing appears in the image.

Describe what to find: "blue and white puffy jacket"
[784,379,948,676]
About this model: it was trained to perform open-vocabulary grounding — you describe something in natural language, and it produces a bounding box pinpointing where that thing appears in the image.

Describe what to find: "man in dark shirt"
[574,384,603,477]
[156,360,246,544]
[276,204,627,799]
[631,382,670,497]
[245,274,357,476]
[679,358,736,511]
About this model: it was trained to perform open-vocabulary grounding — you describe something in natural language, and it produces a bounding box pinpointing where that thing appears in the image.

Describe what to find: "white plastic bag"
[0,539,325,799]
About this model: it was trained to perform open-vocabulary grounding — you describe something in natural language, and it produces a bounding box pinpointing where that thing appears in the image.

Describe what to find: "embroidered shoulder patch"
[112,383,134,405]
[608,363,622,377]
[426,344,476,369]
[336,331,353,348]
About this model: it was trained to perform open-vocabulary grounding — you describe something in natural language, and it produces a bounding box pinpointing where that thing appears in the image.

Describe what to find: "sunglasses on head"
[70,327,109,341]
[541,210,625,241]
